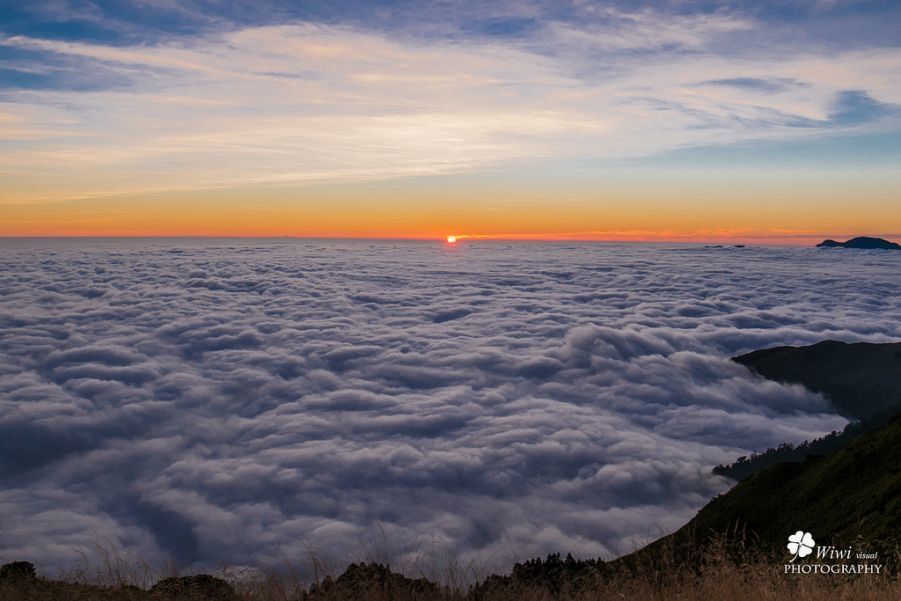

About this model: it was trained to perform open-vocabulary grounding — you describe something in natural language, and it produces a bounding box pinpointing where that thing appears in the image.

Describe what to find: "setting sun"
[446,235,457,243]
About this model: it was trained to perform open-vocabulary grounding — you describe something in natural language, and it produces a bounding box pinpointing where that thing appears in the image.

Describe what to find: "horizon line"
[1,233,894,246]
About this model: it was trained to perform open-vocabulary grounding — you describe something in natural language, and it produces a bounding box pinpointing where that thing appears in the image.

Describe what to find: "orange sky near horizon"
[2,168,899,244]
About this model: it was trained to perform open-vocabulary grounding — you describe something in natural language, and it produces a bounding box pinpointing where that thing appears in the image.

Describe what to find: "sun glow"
[446,235,457,243]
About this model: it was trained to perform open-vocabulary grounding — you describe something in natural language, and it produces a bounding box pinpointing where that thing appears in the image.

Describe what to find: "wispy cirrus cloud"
[1,6,900,204]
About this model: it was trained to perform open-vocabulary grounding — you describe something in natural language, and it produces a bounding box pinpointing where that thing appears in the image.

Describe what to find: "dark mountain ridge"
[733,340,901,420]
[816,236,901,249]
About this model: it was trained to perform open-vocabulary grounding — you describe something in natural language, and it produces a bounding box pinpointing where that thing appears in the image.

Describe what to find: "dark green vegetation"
[716,340,901,479]
[307,563,441,599]
[713,403,901,480]
[817,237,901,249]
[660,413,901,560]
[471,554,607,598]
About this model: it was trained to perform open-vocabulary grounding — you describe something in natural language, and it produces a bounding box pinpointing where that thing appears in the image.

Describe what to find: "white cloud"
[2,240,898,575]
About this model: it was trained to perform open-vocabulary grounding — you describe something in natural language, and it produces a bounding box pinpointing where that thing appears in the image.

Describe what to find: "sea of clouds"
[1,239,899,575]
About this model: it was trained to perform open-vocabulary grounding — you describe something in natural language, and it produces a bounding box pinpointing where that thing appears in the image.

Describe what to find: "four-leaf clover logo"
[787,531,815,562]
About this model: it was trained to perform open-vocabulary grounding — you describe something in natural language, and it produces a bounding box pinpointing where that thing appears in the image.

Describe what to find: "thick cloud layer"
[1,240,899,575]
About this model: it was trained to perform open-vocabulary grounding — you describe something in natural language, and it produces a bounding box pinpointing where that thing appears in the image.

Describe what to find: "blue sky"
[1,1,900,238]
[3,1,900,47]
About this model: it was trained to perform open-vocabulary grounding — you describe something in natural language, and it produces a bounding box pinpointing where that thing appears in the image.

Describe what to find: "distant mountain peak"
[733,340,901,420]
[816,236,901,249]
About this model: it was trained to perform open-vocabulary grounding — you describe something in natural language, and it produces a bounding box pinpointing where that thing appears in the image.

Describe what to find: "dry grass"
[2,538,898,601]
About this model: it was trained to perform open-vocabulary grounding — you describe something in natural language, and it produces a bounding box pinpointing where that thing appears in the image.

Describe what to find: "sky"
[5,239,899,574]
[1,1,900,240]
